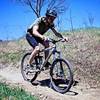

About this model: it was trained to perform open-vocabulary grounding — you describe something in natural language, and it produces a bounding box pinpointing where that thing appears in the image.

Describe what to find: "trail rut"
[0,67,100,100]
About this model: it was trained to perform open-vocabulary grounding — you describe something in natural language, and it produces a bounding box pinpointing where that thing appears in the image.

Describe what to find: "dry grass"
[0,28,100,88]
[64,28,100,88]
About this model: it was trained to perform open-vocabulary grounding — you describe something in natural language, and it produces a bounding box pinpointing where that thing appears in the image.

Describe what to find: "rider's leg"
[43,40,49,59]
[42,40,51,68]
[26,33,39,65]
[29,46,40,65]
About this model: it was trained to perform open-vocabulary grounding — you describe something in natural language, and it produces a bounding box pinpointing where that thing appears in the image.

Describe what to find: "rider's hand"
[62,36,68,42]
[42,36,49,41]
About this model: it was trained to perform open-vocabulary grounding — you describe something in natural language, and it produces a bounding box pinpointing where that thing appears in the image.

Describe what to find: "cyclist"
[26,9,68,69]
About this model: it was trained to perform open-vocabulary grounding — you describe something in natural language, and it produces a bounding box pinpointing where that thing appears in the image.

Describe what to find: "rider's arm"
[50,27,63,38]
[32,25,44,40]
[51,27,69,42]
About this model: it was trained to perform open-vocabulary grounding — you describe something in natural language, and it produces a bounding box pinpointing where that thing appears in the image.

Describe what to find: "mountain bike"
[21,38,73,93]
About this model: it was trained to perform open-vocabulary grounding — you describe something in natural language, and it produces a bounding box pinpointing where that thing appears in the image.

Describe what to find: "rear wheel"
[21,52,38,82]
[50,58,73,93]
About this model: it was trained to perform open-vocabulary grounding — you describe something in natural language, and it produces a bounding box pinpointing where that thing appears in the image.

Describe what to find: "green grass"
[0,83,38,100]
[0,51,24,64]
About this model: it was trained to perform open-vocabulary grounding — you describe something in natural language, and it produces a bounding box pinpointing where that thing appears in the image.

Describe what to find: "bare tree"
[69,8,74,32]
[88,13,94,27]
[47,0,69,14]
[82,13,94,28]
[15,0,46,17]
[83,19,88,28]
[15,0,69,18]
[48,0,69,29]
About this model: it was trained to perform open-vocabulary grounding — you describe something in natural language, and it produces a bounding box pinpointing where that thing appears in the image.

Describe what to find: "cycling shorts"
[26,33,44,48]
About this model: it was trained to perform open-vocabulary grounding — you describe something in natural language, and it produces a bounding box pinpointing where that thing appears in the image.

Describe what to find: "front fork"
[52,49,62,60]
[52,50,63,77]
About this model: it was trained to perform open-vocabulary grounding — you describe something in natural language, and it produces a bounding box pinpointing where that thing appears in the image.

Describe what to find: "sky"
[0,0,100,40]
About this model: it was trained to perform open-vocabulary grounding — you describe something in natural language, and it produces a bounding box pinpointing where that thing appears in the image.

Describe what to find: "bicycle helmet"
[46,9,57,18]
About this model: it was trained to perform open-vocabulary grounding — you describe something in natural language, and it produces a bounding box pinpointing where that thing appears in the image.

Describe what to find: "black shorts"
[26,33,44,48]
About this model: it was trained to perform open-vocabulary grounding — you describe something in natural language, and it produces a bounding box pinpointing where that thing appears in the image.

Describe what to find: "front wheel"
[50,58,73,94]
[21,52,38,82]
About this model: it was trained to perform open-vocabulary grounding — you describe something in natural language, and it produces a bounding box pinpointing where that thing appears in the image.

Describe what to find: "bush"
[0,83,38,100]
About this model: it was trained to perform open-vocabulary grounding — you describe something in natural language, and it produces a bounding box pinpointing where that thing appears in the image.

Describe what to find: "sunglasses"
[48,16,55,20]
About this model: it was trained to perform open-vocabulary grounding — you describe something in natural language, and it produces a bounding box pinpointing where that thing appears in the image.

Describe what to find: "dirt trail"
[0,67,100,100]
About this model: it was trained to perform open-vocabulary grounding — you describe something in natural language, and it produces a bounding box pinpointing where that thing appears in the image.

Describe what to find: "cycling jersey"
[26,16,55,47]
[27,17,54,35]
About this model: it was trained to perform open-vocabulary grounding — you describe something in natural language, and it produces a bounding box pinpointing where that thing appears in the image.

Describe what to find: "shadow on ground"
[31,78,78,95]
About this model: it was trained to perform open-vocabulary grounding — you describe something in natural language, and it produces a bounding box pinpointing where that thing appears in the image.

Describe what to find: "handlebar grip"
[48,38,64,44]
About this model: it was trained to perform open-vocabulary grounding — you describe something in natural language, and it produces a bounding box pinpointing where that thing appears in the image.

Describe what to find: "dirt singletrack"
[0,66,100,100]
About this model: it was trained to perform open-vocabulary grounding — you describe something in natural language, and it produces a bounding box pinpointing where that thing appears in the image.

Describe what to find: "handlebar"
[48,38,65,44]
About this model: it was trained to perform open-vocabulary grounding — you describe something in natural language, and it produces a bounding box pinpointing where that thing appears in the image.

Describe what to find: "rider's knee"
[44,42,49,48]
[35,46,40,51]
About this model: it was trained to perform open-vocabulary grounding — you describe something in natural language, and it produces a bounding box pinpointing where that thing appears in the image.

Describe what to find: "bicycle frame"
[21,38,73,93]
[39,40,62,70]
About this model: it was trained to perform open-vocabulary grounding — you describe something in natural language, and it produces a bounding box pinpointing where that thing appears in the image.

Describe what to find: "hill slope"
[0,28,100,99]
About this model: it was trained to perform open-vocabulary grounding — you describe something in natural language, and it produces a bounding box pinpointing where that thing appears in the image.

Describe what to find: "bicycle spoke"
[21,53,38,81]
[50,58,73,93]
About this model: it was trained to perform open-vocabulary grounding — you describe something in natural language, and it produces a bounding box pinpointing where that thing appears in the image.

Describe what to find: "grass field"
[0,83,38,100]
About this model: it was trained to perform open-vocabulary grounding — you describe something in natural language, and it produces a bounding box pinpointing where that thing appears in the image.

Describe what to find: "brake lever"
[61,38,65,42]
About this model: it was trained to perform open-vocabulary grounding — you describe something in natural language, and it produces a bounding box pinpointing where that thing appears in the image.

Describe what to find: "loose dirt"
[0,67,100,100]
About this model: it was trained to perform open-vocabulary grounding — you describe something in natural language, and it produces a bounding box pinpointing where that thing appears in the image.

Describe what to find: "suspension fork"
[53,49,65,78]
[52,47,62,60]
[52,47,62,74]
